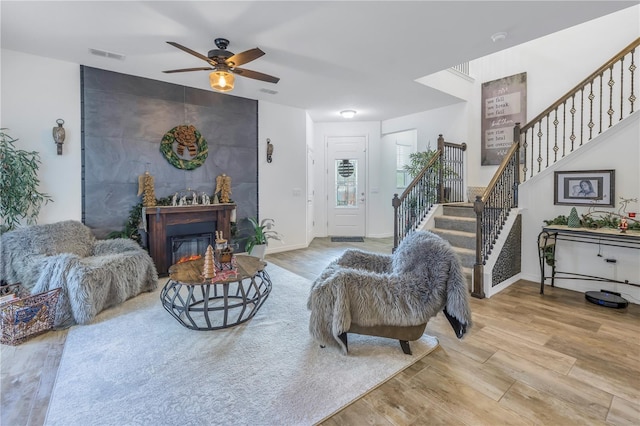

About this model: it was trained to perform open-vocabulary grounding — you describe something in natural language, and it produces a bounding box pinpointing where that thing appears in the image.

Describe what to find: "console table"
[144,204,235,275]
[538,225,640,294]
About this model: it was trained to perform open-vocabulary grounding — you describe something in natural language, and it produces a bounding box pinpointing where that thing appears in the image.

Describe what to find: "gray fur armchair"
[0,220,158,328]
[307,231,472,354]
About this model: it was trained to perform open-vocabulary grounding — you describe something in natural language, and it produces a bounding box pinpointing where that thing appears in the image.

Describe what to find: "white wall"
[1,49,82,225]
[467,6,640,187]
[465,6,640,302]
[258,101,308,253]
[519,113,640,303]
[382,103,469,152]
[312,121,387,237]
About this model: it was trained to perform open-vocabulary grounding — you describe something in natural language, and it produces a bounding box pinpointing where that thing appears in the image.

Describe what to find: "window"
[396,143,411,188]
[335,159,358,207]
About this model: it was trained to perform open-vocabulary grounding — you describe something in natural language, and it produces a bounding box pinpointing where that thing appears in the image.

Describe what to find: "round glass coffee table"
[160,255,272,330]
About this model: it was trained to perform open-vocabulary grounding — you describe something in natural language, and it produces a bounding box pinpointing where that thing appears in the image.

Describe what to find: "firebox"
[165,221,216,268]
[170,233,213,264]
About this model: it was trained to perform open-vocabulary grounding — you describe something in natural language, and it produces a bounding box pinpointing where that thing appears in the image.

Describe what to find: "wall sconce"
[52,119,65,155]
[266,138,274,163]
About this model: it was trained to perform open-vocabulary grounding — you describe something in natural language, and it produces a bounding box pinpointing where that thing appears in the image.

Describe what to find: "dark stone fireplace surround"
[145,204,236,276]
[80,66,259,260]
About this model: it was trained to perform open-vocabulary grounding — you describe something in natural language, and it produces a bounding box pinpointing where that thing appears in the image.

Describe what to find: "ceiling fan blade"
[163,67,214,74]
[227,48,265,67]
[232,67,280,84]
[166,41,214,65]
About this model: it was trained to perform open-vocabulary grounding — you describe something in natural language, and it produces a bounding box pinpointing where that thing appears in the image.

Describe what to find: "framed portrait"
[554,170,615,206]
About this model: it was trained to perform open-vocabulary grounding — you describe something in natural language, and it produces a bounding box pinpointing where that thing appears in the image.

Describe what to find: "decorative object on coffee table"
[202,245,216,280]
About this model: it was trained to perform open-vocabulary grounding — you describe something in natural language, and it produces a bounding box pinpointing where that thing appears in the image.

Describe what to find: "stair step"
[443,203,475,218]
[462,267,473,290]
[434,216,476,233]
[432,228,475,250]
[453,247,475,269]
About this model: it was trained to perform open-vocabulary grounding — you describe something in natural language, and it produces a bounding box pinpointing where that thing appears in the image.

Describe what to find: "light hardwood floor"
[2,237,639,425]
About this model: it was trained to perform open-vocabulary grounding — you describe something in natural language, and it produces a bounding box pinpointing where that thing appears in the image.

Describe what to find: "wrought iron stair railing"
[472,37,639,298]
[392,135,467,249]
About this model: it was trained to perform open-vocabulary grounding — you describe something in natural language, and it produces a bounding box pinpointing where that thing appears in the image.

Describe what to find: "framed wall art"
[554,170,615,207]
[481,72,527,165]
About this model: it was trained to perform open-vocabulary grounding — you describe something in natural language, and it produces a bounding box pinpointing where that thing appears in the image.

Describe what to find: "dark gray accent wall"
[81,66,257,239]
[492,214,522,287]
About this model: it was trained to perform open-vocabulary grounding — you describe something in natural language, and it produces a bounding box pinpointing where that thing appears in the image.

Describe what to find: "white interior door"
[327,136,366,236]
[306,147,314,244]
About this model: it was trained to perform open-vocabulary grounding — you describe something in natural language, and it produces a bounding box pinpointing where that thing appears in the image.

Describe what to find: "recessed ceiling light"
[340,110,356,119]
[491,32,507,43]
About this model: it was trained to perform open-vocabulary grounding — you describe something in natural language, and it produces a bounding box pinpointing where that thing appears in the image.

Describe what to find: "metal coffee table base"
[160,270,272,330]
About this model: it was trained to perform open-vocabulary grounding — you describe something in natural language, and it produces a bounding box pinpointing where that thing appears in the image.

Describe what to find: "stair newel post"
[513,123,521,207]
[437,134,445,203]
[392,193,401,252]
[472,195,486,298]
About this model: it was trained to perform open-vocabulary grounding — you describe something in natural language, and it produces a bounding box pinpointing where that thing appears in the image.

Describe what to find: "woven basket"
[0,284,60,346]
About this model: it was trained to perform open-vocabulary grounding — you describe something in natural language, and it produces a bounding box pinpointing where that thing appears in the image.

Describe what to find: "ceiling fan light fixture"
[340,110,357,119]
[210,70,235,92]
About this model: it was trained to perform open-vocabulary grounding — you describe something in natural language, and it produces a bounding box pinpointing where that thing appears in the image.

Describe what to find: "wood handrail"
[521,37,639,133]
[398,150,441,201]
[480,141,519,203]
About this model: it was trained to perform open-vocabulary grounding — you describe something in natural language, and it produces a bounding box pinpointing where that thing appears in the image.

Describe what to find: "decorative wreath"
[160,124,208,170]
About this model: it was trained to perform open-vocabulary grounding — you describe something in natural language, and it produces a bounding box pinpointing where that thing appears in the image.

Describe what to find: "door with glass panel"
[327,136,366,236]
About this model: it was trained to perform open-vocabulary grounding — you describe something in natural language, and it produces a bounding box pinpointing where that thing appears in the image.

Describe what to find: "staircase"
[431,204,475,285]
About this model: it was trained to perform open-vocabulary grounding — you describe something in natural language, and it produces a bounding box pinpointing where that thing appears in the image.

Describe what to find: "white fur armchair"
[0,220,158,328]
[308,231,472,353]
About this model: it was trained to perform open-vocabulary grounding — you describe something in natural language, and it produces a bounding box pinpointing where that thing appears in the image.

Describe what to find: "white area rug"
[45,264,438,426]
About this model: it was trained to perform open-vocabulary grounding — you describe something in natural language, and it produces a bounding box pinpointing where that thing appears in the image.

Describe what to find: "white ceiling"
[1,1,636,122]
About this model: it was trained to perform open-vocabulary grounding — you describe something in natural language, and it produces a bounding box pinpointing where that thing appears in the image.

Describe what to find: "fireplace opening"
[166,221,216,267]
[170,233,213,265]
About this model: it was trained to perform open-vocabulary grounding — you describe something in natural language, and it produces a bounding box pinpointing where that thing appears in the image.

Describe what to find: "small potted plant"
[244,217,283,260]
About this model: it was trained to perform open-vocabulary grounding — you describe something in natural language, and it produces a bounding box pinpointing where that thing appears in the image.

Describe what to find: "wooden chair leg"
[399,340,412,355]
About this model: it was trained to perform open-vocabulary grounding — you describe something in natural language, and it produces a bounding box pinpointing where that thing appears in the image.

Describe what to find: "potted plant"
[403,149,457,202]
[244,217,283,260]
[0,129,52,233]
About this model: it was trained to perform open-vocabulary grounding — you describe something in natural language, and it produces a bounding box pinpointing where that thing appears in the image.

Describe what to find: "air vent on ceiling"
[259,88,278,95]
[89,48,126,61]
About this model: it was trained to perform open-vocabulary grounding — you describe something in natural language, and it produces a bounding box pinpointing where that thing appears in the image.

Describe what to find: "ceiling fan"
[163,38,279,92]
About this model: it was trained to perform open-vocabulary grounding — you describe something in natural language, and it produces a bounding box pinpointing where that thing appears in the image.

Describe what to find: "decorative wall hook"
[52,119,65,155]
[266,138,274,163]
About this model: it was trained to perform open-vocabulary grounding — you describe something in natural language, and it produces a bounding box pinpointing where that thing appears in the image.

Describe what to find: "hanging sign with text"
[481,72,527,165]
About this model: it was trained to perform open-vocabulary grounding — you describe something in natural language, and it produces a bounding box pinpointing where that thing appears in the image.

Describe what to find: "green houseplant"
[244,217,283,259]
[404,148,457,202]
[0,129,52,233]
